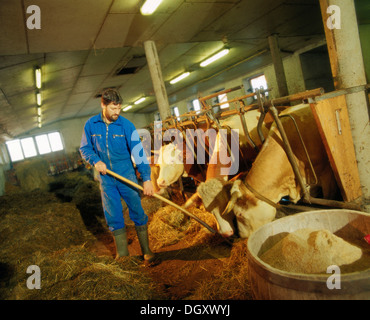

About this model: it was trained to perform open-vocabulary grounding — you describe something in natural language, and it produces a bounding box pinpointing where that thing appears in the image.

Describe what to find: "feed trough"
[247,209,370,300]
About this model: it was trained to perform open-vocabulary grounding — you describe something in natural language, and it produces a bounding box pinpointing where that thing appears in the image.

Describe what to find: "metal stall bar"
[267,88,362,211]
[199,87,272,169]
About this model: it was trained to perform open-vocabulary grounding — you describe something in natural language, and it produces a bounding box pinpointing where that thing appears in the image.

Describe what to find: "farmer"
[80,88,155,264]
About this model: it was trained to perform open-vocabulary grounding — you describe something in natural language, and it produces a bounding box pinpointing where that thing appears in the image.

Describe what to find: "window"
[172,106,180,121]
[5,131,64,162]
[35,135,52,155]
[20,137,37,158]
[192,99,201,114]
[6,140,24,162]
[218,93,229,109]
[48,132,63,152]
[250,74,268,97]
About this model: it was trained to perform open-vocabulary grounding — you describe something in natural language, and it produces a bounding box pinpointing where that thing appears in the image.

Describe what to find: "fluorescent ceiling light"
[37,107,42,116]
[123,105,132,112]
[36,92,42,106]
[200,48,230,67]
[35,67,42,89]
[37,116,41,123]
[170,72,190,84]
[140,0,163,15]
[134,97,146,105]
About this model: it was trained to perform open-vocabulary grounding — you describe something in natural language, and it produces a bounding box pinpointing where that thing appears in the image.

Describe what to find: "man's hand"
[95,161,107,175]
[143,180,154,196]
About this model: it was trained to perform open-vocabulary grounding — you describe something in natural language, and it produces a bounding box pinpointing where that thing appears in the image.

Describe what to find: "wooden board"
[310,95,362,202]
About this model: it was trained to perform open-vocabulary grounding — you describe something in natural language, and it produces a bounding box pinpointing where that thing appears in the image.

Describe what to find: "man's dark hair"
[101,88,123,106]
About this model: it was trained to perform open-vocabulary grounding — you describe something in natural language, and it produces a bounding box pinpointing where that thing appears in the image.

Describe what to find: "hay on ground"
[0,171,167,300]
[148,204,217,250]
[10,246,165,300]
[187,239,253,300]
[0,190,96,266]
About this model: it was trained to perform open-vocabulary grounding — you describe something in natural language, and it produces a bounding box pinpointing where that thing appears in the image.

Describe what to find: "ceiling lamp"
[170,72,190,85]
[134,97,146,105]
[200,48,230,67]
[37,106,42,116]
[35,66,42,89]
[36,92,42,106]
[122,105,132,112]
[140,0,163,15]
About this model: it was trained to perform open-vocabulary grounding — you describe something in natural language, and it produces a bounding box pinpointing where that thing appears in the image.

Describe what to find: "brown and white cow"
[190,104,339,238]
[153,109,270,191]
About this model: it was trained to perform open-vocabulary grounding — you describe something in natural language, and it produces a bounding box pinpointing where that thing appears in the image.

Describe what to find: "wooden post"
[144,40,171,121]
[319,0,370,212]
[268,34,289,98]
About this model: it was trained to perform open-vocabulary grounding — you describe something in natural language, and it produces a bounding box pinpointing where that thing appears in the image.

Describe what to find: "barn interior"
[0,0,369,301]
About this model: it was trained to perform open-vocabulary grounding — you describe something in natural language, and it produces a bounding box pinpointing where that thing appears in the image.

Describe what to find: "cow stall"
[145,84,363,214]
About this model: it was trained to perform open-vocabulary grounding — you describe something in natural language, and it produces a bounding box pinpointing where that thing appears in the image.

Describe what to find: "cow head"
[226,180,276,238]
[189,178,277,238]
[195,178,236,237]
[156,143,185,188]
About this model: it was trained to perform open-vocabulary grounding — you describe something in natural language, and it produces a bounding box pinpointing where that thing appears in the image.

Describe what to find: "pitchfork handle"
[106,169,218,234]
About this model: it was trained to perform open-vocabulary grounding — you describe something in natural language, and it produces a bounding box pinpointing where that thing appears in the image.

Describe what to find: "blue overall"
[80,113,151,233]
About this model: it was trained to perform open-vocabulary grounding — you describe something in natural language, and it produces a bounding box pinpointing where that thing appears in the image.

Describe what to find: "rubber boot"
[135,224,155,263]
[113,227,129,259]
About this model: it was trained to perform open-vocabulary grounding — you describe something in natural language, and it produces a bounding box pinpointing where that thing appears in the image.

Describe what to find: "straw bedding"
[1,169,256,300]
[0,171,164,300]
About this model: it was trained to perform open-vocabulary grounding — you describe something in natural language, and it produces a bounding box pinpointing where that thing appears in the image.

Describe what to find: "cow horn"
[221,191,239,216]
[184,192,201,209]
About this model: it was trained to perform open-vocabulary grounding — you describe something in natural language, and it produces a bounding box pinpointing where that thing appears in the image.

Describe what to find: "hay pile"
[260,228,363,274]
[148,205,217,250]
[14,159,50,192]
[187,239,253,300]
[0,189,97,299]
[141,196,163,216]
[145,201,254,300]
[10,246,164,300]
[0,190,92,264]
[0,171,165,300]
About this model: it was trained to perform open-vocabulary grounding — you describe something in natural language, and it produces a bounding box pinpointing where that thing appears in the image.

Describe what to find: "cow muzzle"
[220,229,234,238]
[157,179,168,188]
